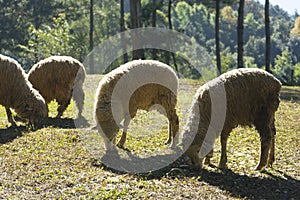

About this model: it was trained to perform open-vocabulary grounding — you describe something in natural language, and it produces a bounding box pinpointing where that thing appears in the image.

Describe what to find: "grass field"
[0,75,299,199]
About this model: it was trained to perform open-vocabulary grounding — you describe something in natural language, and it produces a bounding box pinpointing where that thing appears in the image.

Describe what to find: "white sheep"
[28,56,86,118]
[94,60,179,150]
[0,54,48,127]
[181,68,281,170]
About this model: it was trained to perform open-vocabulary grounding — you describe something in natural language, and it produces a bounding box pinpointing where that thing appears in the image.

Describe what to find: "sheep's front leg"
[97,121,119,151]
[5,107,17,127]
[116,116,131,148]
[166,110,179,146]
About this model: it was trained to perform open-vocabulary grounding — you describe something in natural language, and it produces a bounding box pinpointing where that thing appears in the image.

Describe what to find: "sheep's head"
[15,93,48,125]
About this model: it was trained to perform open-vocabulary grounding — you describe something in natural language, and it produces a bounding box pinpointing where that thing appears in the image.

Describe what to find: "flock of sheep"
[0,54,281,171]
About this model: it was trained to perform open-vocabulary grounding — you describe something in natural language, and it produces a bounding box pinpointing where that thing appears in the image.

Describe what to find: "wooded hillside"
[1,0,300,85]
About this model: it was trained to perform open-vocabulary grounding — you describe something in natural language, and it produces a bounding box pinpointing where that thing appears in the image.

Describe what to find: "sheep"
[181,68,281,170]
[0,54,48,127]
[28,56,86,119]
[94,60,179,150]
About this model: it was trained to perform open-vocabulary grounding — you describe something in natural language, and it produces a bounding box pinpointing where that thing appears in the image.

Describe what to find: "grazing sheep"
[181,68,281,170]
[95,60,179,150]
[0,54,48,126]
[28,56,86,118]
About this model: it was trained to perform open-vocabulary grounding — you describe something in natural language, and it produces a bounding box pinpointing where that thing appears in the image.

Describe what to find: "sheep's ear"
[25,105,33,111]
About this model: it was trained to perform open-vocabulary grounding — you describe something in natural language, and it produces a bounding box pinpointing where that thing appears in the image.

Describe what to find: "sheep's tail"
[73,65,86,118]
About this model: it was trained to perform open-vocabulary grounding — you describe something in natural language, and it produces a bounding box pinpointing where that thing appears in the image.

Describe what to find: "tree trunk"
[168,0,178,72]
[130,0,143,60]
[120,0,128,64]
[265,0,271,72]
[215,0,221,75]
[237,0,244,68]
[151,0,157,60]
[89,0,94,73]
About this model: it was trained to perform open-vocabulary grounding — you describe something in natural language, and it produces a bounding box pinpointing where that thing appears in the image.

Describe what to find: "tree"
[265,0,271,72]
[89,0,94,73]
[120,0,128,64]
[288,36,300,64]
[130,0,143,59]
[291,16,300,36]
[19,14,73,66]
[294,63,300,85]
[215,0,221,75]
[168,0,178,72]
[273,49,295,85]
[237,0,245,68]
[151,0,158,60]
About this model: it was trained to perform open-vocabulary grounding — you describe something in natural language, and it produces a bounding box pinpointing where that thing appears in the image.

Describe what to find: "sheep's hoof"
[255,165,265,171]
[267,163,273,168]
[191,163,202,171]
[116,143,124,149]
[267,159,275,167]
[55,114,62,118]
[165,138,172,145]
[116,139,126,148]
[218,162,227,169]
[90,126,97,130]
[11,123,18,129]
[169,144,181,153]
[204,158,211,165]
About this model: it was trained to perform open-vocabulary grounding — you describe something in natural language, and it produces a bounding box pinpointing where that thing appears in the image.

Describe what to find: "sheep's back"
[95,60,178,121]
[28,56,84,102]
[223,68,280,126]
[197,68,281,128]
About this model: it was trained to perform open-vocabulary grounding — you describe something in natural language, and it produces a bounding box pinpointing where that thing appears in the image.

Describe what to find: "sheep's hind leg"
[73,87,84,118]
[267,119,276,167]
[219,129,231,169]
[116,116,131,148]
[204,149,213,165]
[56,98,71,118]
[5,107,17,127]
[254,107,274,170]
[256,129,272,170]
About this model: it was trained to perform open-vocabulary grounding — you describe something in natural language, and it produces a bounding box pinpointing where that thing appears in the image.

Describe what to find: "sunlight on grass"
[0,75,299,198]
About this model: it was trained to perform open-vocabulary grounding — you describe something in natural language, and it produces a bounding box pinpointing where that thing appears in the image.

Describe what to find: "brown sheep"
[181,68,281,170]
[28,56,86,118]
[0,54,48,127]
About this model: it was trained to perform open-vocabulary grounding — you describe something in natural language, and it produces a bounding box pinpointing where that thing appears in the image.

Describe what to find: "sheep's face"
[15,95,48,124]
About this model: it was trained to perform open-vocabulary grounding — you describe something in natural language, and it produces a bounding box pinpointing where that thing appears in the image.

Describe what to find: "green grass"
[0,75,299,199]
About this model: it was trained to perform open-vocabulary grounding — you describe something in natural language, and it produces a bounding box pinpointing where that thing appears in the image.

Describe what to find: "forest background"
[1,0,300,85]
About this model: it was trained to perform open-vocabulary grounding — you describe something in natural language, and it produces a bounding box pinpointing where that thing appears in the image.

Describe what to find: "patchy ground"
[0,75,299,199]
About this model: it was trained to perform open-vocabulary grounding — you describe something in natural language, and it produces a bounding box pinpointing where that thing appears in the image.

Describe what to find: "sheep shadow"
[191,168,300,199]
[0,125,27,144]
[92,146,187,176]
[0,116,90,144]
[37,116,90,129]
[96,149,300,199]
